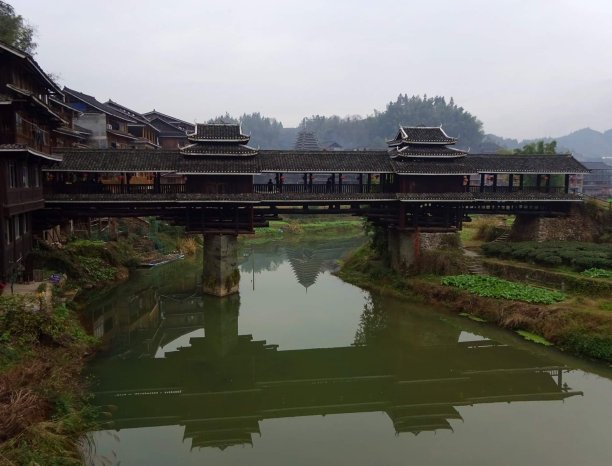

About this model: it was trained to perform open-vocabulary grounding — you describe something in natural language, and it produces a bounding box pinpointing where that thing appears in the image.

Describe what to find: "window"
[14,216,21,239]
[8,162,17,188]
[21,163,29,187]
[5,219,10,244]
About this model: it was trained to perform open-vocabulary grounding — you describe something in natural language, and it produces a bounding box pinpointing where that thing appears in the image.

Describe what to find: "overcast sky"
[11,0,612,139]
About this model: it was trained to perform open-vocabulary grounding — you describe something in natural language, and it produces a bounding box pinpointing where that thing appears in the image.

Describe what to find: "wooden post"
[520,174,524,190]
[564,174,570,194]
[480,173,485,193]
[508,173,514,192]
[367,174,372,193]
[339,173,343,193]
[359,173,363,193]
[546,174,551,193]
[536,174,542,192]
[493,174,498,193]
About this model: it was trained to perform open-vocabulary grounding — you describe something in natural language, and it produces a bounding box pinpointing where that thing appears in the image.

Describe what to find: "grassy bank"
[0,225,199,463]
[338,245,612,363]
[241,217,365,245]
[0,291,97,465]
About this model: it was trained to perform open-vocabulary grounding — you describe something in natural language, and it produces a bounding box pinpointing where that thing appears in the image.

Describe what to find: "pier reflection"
[89,290,581,450]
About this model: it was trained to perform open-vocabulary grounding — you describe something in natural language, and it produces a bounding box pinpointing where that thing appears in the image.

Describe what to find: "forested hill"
[209,94,484,150]
[485,128,612,161]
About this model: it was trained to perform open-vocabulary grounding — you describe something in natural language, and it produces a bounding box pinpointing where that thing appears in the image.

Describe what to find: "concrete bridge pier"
[388,230,418,272]
[202,234,240,296]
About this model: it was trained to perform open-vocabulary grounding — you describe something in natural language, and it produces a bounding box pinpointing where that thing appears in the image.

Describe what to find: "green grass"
[516,330,553,346]
[459,312,487,322]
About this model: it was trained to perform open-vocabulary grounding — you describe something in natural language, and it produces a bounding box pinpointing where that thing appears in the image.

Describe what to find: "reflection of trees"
[354,293,463,347]
[354,295,390,346]
[239,244,285,274]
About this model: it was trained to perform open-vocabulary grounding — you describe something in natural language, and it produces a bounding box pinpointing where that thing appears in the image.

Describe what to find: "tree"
[513,140,557,155]
[0,1,36,54]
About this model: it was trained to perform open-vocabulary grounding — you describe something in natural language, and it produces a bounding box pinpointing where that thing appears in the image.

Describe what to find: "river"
[85,237,612,466]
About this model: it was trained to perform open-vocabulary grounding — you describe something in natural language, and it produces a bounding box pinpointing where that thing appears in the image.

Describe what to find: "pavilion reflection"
[89,293,581,450]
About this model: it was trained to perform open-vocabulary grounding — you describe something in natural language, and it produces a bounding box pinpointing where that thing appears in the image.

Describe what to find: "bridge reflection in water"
[89,285,581,451]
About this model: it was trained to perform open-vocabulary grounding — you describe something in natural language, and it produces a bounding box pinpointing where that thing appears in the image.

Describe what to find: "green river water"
[85,237,612,466]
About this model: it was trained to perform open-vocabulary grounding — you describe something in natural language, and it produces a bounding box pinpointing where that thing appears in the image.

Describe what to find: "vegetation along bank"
[338,215,612,364]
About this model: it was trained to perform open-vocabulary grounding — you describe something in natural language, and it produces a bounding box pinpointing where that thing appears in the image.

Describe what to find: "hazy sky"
[11,0,612,139]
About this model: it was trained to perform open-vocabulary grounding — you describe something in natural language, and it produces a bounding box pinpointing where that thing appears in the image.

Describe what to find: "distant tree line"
[209,94,485,150]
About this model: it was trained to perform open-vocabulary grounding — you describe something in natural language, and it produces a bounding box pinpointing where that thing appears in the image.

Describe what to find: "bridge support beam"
[202,234,240,297]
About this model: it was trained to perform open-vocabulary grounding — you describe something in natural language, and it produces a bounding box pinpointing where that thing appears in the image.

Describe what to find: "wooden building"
[63,87,141,149]
[0,41,64,282]
[143,110,194,149]
[105,100,160,149]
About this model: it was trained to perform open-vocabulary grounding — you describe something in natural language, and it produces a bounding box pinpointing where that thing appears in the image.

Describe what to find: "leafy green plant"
[581,268,612,279]
[441,274,566,304]
[482,241,612,270]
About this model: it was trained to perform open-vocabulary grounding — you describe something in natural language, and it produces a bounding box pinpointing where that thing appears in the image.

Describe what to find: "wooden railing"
[44,183,186,195]
[44,182,578,197]
[469,186,568,194]
[253,183,381,194]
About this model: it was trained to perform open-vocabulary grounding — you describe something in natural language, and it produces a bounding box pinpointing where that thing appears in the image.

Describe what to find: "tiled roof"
[389,126,456,145]
[258,151,393,173]
[468,154,590,174]
[44,150,589,175]
[390,145,467,159]
[0,41,62,94]
[44,150,178,172]
[6,84,68,125]
[294,131,320,151]
[142,110,195,131]
[391,158,474,174]
[0,144,62,161]
[181,142,257,157]
[45,150,260,174]
[148,118,188,137]
[63,88,136,123]
[190,123,249,141]
[106,100,160,132]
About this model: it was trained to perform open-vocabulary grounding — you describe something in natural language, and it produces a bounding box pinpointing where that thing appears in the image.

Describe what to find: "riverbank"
[0,288,97,465]
[241,217,364,245]
[337,245,612,363]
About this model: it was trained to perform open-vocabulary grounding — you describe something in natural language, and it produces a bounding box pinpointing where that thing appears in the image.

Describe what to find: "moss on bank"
[338,245,612,363]
[0,292,98,464]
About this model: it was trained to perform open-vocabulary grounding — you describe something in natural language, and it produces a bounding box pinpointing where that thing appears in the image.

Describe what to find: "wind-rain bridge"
[42,124,588,296]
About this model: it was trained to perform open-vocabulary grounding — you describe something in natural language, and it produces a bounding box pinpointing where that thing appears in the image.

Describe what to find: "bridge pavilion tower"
[385,126,470,271]
[181,123,258,296]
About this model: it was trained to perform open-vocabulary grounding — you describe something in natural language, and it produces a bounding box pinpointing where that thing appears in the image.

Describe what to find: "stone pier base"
[202,234,240,297]
[388,229,460,272]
